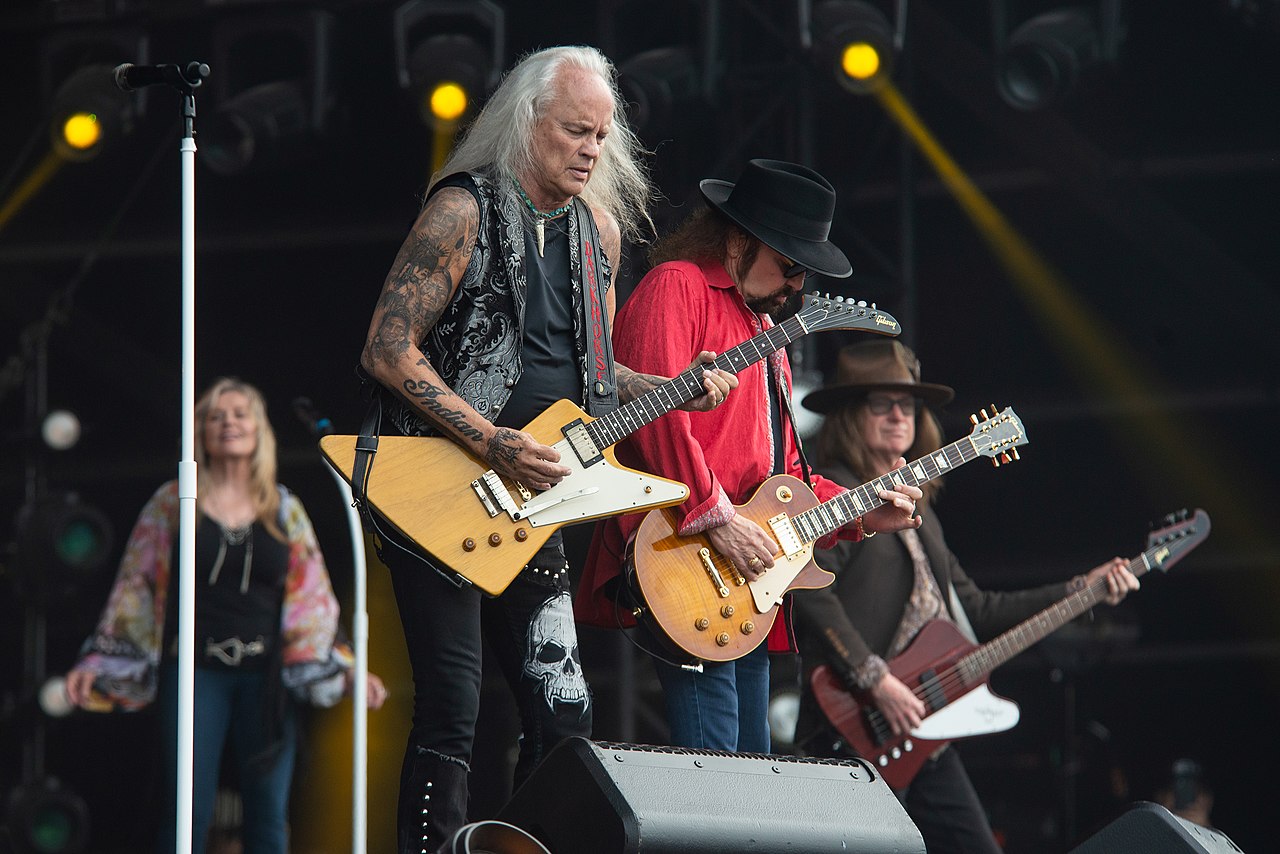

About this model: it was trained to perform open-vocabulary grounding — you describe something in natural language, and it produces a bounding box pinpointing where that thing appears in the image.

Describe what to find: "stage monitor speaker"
[497,737,924,854]
[1070,802,1245,854]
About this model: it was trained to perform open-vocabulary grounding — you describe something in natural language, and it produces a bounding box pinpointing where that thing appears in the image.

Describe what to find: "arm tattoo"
[401,378,485,442]
[365,189,478,368]
[615,365,669,403]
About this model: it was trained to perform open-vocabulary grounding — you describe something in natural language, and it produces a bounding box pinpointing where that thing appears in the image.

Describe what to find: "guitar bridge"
[472,471,521,519]
[698,548,730,598]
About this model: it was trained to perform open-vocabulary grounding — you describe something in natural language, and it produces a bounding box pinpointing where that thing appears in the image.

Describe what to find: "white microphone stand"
[167,62,210,854]
[294,400,369,854]
[330,468,369,854]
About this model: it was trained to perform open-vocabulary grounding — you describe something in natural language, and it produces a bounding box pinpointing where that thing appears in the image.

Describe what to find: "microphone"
[292,397,334,437]
[113,61,209,92]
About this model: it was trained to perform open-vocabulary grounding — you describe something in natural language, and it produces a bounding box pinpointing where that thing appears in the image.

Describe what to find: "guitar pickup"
[767,513,804,558]
[563,419,603,467]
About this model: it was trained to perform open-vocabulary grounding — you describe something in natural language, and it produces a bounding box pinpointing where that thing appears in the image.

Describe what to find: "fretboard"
[585,315,807,449]
[788,436,985,545]
[955,551,1155,684]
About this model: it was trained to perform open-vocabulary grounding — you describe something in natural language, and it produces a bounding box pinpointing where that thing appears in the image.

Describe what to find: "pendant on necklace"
[535,218,546,257]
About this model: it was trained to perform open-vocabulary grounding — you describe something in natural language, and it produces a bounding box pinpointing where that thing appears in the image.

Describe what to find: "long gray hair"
[429,45,655,242]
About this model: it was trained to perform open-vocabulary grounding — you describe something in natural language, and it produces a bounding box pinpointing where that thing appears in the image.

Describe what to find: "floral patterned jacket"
[74,480,348,710]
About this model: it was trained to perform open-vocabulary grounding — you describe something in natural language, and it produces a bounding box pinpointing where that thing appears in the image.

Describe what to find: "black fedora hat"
[700,159,853,278]
[802,340,954,415]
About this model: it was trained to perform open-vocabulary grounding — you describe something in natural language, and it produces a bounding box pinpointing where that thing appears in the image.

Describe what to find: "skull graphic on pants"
[522,591,589,716]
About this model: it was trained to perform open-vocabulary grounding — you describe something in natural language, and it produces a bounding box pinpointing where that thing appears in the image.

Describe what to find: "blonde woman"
[66,377,384,854]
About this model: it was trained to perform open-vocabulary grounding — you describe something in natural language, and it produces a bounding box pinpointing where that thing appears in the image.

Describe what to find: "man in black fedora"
[577,159,924,752]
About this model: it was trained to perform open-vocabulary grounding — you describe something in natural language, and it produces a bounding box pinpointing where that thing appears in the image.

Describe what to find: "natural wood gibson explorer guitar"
[628,406,1028,662]
[319,294,899,595]
[809,508,1211,790]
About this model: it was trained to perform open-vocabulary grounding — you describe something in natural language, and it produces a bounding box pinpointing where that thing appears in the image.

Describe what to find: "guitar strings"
[863,568,1137,736]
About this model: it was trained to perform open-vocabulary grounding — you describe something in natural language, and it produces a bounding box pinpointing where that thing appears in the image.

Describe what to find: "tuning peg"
[990,456,1001,468]
[1010,448,1020,461]
[834,294,844,302]
[857,300,868,307]
[970,413,979,425]
[870,302,877,309]
[1177,508,1189,521]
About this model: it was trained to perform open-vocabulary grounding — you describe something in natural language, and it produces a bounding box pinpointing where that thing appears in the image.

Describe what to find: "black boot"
[397,747,469,854]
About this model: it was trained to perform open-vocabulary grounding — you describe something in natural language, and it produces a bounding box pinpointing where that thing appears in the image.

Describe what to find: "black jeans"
[382,535,593,789]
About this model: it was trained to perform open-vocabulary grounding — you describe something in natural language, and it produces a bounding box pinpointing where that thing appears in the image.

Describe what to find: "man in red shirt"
[578,159,923,752]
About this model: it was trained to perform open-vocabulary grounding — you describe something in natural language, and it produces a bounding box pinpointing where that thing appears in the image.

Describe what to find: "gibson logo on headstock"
[875,315,898,329]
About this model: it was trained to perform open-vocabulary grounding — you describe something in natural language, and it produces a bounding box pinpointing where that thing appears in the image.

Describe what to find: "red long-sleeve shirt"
[576,259,856,643]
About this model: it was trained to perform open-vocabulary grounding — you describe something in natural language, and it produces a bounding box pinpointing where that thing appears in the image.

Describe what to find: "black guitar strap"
[772,358,814,489]
[350,367,383,533]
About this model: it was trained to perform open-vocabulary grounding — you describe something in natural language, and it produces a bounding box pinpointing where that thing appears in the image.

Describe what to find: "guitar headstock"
[968,405,1028,467]
[796,293,900,338]
[1144,508,1211,574]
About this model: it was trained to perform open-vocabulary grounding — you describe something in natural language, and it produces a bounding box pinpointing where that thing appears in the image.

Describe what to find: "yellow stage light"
[428,81,468,122]
[841,42,881,81]
[814,1,895,95]
[393,1,503,135]
[47,64,132,162]
[60,113,102,152]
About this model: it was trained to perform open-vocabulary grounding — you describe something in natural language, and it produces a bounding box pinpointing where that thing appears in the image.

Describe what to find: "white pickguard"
[748,548,815,611]
[517,438,688,527]
[910,683,1020,740]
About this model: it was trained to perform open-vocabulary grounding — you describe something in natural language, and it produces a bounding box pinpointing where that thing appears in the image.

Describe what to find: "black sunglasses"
[783,260,816,280]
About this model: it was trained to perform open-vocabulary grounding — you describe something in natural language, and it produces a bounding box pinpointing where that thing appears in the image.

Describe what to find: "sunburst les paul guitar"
[628,406,1028,663]
[319,294,899,596]
[810,508,1211,790]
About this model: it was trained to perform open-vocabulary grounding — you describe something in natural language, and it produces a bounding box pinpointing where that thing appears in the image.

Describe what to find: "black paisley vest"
[387,170,620,437]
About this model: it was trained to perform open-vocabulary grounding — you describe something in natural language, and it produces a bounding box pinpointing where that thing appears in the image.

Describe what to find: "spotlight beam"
[0,151,63,235]
[871,77,1272,557]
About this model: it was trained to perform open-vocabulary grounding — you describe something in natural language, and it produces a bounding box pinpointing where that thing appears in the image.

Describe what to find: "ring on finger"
[747,556,762,568]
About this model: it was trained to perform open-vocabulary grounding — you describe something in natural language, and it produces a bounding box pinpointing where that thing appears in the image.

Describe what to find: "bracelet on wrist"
[855,514,877,540]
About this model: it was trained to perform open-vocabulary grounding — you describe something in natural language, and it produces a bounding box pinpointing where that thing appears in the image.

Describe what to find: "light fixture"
[201,10,336,175]
[618,46,702,140]
[393,0,504,130]
[995,1,1126,110]
[812,0,897,95]
[4,777,90,854]
[15,492,114,600]
[40,410,81,451]
[39,27,148,162]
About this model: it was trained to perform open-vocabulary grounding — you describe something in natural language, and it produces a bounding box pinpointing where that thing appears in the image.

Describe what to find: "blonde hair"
[430,45,656,242]
[194,377,285,541]
[816,398,946,505]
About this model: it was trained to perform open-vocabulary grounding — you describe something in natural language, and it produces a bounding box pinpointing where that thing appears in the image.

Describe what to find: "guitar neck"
[957,550,1156,681]
[585,315,807,449]
[789,435,986,544]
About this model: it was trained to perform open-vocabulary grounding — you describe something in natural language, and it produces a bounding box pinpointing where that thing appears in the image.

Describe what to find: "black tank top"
[496,213,583,428]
